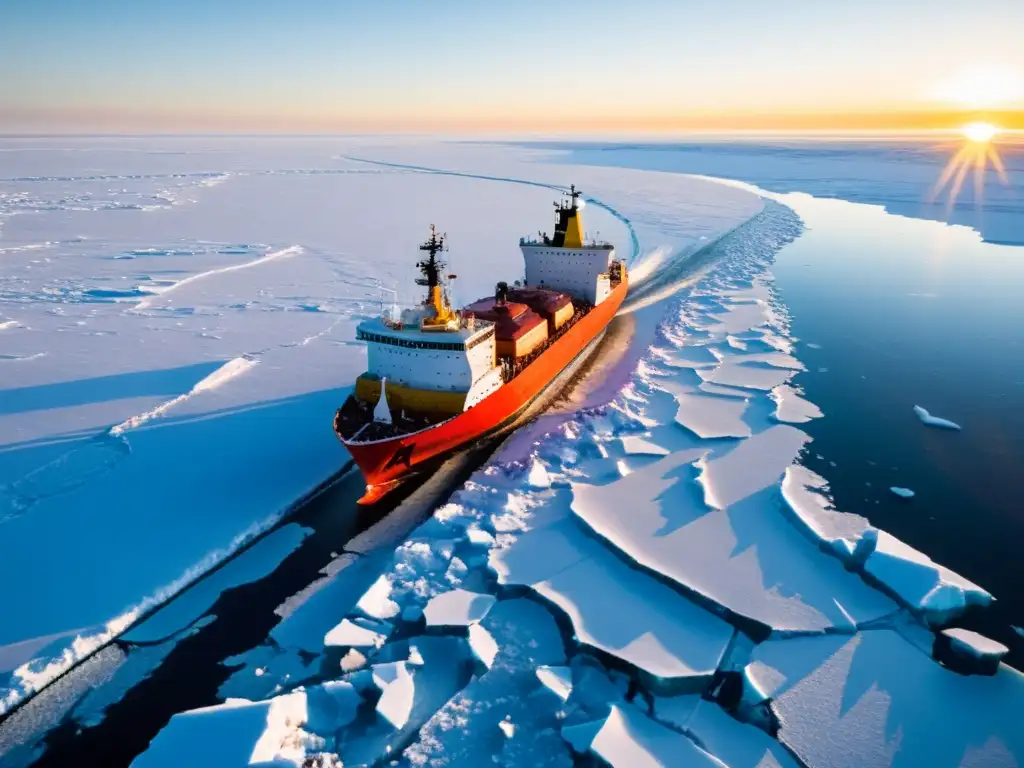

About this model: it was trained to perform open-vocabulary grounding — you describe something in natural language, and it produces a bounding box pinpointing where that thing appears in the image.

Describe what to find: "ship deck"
[336,296,600,445]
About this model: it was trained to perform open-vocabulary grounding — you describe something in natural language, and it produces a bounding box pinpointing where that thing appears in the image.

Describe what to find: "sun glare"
[962,121,999,143]
[929,122,1009,209]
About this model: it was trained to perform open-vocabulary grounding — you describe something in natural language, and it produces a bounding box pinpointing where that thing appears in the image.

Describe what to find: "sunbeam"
[929,122,1011,211]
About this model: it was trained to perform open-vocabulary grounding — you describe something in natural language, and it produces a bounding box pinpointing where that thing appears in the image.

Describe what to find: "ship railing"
[519,235,614,249]
[377,303,493,333]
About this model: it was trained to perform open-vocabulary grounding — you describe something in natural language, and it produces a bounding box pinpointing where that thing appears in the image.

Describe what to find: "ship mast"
[551,185,584,248]
[415,224,447,296]
[415,224,457,327]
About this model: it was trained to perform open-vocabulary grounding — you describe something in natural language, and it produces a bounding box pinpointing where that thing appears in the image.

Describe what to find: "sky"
[2,0,1024,134]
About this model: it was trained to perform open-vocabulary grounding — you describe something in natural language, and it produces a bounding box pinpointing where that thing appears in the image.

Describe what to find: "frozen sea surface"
[2,137,1021,768]
[0,137,759,723]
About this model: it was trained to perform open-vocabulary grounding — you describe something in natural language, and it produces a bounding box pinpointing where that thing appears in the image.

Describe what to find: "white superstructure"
[519,185,616,305]
[357,317,503,407]
[520,244,615,305]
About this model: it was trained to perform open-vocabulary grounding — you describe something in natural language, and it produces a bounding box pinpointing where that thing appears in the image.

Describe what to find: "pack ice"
[5,139,1015,768]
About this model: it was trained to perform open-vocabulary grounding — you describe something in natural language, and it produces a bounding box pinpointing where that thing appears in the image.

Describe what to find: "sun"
[929,121,1009,209]
[962,121,999,143]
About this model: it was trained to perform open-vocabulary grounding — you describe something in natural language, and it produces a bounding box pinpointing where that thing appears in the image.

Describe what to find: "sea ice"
[401,598,569,767]
[373,660,416,729]
[323,618,387,650]
[937,628,1010,675]
[468,623,499,669]
[780,465,875,563]
[305,680,360,737]
[422,588,496,628]
[355,574,400,621]
[572,449,896,635]
[131,691,322,768]
[672,392,752,439]
[620,435,672,456]
[533,548,734,690]
[494,510,733,690]
[746,630,1024,767]
[864,531,991,624]
[769,384,823,424]
[565,703,727,767]
[889,486,915,499]
[536,665,573,702]
[913,405,962,431]
[686,698,802,768]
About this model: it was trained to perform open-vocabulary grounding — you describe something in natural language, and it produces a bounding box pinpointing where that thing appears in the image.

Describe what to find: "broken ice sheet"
[572,447,896,635]
[132,691,327,768]
[747,630,1024,767]
[563,703,726,767]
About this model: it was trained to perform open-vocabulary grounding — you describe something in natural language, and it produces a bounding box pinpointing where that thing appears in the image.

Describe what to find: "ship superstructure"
[519,185,617,305]
[351,226,503,432]
[335,187,627,502]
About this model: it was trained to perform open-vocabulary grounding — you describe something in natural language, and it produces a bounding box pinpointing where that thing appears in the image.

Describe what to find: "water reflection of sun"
[929,122,1009,209]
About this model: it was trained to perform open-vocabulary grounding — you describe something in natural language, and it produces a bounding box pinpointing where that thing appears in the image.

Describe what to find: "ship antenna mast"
[415,224,448,294]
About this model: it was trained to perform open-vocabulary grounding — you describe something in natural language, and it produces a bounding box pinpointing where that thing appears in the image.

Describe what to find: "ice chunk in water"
[132,691,320,767]
[913,405,961,431]
[864,531,991,624]
[423,588,496,628]
[936,628,1010,676]
[536,665,573,702]
[568,704,727,767]
[323,618,387,649]
[780,465,875,563]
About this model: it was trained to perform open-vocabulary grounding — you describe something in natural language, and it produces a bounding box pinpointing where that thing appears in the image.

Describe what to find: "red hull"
[343,277,628,500]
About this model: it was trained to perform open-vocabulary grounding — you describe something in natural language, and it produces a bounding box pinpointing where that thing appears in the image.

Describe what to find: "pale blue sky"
[2,0,1022,132]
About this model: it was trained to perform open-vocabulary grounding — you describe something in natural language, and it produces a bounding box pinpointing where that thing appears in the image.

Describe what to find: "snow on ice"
[563,704,726,767]
[937,628,1010,675]
[131,691,326,768]
[0,136,767,716]
[746,630,1024,767]
[3,138,1015,768]
[422,588,496,628]
[864,531,992,625]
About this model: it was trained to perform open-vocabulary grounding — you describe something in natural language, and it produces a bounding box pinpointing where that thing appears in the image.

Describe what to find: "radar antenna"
[415,224,448,291]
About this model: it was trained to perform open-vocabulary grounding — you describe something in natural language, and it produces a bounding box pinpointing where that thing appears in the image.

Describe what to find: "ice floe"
[131,691,327,767]
[889,486,915,499]
[746,630,1024,767]
[769,383,823,424]
[536,665,573,702]
[422,588,496,628]
[323,619,388,650]
[492,511,734,691]
[564,703,727,767]
[864,531,991,624]
[780,465,874,563]
[913,405,962,431]
[688,697,801,768]
[936,628,1010,676]
[571,451,896,635]
[672,392,752,439]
